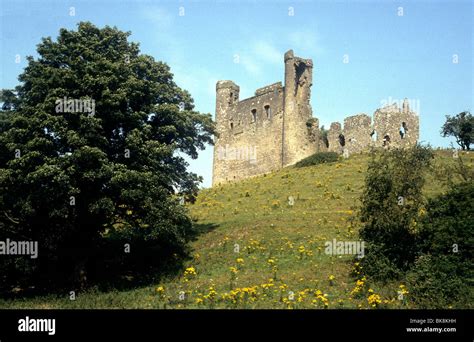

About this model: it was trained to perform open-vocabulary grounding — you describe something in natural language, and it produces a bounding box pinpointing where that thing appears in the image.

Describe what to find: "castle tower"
[212,81,240,185]
[215,80,239,132]
[282,50,316,166]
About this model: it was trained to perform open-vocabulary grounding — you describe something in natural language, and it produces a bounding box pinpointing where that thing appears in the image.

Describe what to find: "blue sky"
[1,0,472,187]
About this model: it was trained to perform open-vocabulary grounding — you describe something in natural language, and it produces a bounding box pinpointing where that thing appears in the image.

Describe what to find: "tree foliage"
[407,181,474,308]
[0,22,214,293]
[358,145,434,280]
[441,111,473,150]
[358,145,473,307]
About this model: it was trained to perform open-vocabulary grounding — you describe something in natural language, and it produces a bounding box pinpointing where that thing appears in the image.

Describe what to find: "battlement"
[255,82,283,96]
[216,80,239,91]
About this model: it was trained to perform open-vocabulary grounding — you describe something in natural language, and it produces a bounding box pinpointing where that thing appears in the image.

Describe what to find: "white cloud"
[287,30,325,56]
[232,33,323,78]
[138,6,186,70]
[140,7,174,29]
[252,41,282,65]
[240,55,261,75]
[232,41,281,76]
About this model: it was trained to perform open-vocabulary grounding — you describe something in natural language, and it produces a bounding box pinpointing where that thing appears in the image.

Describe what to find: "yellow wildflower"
[367,293,382,308]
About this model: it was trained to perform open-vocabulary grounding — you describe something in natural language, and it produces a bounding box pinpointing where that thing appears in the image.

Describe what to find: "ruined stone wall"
[282,50,318,167]
[213,49,420,185]
[373,99,419,148]
[212,81,284,184]
[213,50,317,185]
[326,100,419,155]
[327,122,343,153]
[343,114,372,154]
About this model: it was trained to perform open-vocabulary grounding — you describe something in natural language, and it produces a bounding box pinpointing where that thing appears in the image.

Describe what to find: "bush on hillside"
[295,152,339,168]
[358,145,434,281]
[407,181,474,308]
[358,145,473,307]
[406,254,471,308]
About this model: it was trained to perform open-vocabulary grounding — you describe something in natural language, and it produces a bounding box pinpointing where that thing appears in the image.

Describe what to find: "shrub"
[295,152,339,168]
[406,254,471,308]
[407,181,474,308]
[417,181,473,260]
[358,146,473,307]
[355,243,402,281]
[358,145,434,281]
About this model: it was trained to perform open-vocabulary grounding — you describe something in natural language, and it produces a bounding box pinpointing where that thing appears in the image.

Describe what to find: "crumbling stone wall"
[282,50,317,167]
[213,50,317,185]
[326,100,419,155]
[327,122,343,153]
[213,49,420,185]
[373,99,419,148]
[213,81,284,184]
[343,114,372,154]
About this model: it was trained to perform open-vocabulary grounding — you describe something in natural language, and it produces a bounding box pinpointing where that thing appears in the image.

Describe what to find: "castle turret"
[215,80,239,132]
[284,50,296,98]
[282,50,316,166]
[213,81,239,185]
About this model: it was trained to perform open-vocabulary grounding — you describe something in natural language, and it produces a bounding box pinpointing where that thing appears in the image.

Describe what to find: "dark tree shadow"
[187,222,219,242]
[0,221,220,299]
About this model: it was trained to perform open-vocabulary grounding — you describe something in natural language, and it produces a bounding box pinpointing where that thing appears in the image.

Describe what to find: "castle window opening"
[230,122,233,130]
[251,109,257,122]
[294,63,306,96]
[338,134,345,147]
[383,134,391,146]
[264,105,271,119]
[399,122,407,139]
[371,130,377,142]
[229,92,233,105]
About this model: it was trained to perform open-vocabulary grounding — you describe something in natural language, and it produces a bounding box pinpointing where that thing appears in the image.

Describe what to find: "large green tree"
[0,22,214,292]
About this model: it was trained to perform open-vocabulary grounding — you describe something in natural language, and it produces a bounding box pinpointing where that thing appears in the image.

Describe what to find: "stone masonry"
[212,50,419,185]
[328,100,419,155]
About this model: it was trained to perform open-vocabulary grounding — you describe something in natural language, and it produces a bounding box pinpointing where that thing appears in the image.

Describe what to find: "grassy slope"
[1,150,470,309]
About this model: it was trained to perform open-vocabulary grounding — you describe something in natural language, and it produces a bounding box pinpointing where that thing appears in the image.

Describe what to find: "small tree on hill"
[358,145,434,280]
[441,111,473,150]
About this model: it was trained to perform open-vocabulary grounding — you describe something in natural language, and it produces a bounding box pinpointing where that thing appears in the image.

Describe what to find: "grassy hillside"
[1,149,470,309]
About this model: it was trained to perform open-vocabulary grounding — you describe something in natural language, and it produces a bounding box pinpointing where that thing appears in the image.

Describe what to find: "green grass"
[1,149,471,309]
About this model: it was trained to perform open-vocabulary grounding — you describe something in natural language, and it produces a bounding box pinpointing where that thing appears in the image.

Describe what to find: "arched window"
[264,105,271,119]
[251,109,257,122]
[230,122,234,129]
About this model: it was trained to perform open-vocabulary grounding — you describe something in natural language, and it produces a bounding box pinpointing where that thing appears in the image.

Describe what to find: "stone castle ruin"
[212,49,419,185]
